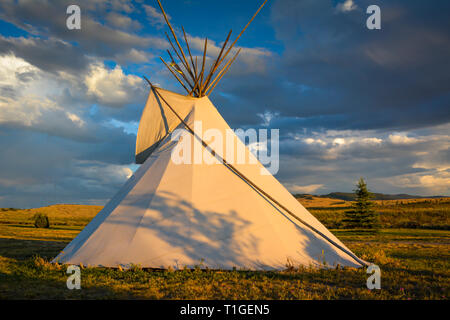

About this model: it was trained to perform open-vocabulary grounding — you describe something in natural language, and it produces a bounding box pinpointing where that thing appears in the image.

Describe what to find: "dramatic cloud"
[0,55,91,140]
[275,125,450,196]
[0,35,89,74]
[0,0,167,63]
[114,48,152,64]
[0,52,139,207]
[84,63,145,107]
[386,171,450,195]
[267,0,450,131]
[0,0,448,208]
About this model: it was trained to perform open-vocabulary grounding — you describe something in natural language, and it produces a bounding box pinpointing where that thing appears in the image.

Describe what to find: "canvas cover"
[54,89,364,269]
[135,88,196,164]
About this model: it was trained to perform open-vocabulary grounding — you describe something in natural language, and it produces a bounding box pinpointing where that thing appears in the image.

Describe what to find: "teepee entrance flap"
[136,88,201,164]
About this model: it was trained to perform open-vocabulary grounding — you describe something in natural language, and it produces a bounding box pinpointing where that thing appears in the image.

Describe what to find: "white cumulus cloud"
[84,63,144,107]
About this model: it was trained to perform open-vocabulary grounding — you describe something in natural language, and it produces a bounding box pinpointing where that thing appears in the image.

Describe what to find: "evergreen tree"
[343,177,380,230]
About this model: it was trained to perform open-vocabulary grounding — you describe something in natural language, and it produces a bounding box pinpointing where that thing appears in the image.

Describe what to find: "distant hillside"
[313,192,446,201]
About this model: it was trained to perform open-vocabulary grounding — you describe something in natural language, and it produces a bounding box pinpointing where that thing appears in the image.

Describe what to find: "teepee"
[53,0,366,270]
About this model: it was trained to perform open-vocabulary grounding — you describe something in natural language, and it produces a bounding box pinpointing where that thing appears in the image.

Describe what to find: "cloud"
[0,0,448,209]
[0,149,136,208]
[73,160,134,185]
[106,12,141,30]
[287,184,324,194]
[386,171,450,195]
[0,53,39,88]
[0,35,89,74]
[0,54,138,208]
[66,112,86,128]
[84,63,145,107]
[0,52,143,148]
[388,134,421,145]
[333,138,346,146]
[185,34,273,76]
[267,0,450,131]
[143,4,168,28]
[336,0,357,13]
[0,54,94,140]
[0,0,167,64]
[0,2,163,207]
[362,137,383,145]
[304,138,327,146]
[273,125,450,196]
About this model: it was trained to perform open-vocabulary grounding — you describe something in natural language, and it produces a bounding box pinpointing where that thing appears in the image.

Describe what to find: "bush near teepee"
[343,178,380,230]
[33,213,50,228]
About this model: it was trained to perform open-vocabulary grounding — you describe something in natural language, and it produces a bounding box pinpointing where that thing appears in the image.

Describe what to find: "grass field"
[0,199,449,299]
[297,196,450,230]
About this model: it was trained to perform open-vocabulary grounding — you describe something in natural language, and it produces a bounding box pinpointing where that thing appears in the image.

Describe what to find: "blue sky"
[0,0,449,208]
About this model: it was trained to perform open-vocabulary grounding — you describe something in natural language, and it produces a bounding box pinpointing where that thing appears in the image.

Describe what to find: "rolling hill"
[294,192,446,201]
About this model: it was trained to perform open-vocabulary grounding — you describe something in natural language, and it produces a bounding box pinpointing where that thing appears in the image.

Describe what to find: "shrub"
[33,213,50,228]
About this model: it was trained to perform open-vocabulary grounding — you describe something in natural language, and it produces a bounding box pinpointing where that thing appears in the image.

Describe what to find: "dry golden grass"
[297,196,450,208]
[0,204,102,226]
[296,196,352,208]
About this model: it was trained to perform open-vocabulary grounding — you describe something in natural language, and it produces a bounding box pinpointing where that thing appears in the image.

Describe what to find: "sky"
[0,0,449,208]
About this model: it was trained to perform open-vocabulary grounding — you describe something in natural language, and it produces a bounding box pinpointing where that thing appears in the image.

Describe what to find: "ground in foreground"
[0,204,448,299]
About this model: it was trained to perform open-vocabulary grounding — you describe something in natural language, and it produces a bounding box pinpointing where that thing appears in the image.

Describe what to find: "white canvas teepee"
[54,88,365,269]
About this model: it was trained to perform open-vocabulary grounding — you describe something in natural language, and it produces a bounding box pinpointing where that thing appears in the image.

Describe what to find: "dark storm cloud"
[269,0,450,130]
[0,0,167,71]
[0,124,136,208]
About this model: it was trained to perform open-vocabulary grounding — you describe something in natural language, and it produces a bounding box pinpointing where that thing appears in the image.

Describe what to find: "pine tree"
[343,177,380,230]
